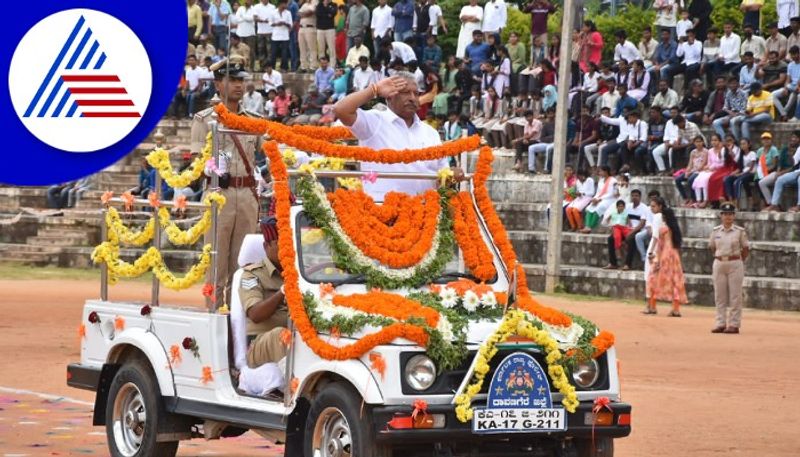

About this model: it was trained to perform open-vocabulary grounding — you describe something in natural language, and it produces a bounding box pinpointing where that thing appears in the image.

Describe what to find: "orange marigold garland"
[332,290,440,328]
[449,192,497,281]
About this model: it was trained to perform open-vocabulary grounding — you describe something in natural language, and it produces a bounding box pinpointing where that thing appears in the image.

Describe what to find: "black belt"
[301,25,316,28]
[715,256,741,261]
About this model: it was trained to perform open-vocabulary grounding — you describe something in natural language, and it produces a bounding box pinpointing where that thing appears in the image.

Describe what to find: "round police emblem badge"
[2,2,186,185]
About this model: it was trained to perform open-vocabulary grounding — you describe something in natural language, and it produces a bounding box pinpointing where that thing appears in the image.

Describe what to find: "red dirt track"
[0,278,797,456]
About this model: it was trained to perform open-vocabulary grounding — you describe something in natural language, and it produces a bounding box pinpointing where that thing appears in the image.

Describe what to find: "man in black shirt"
[315,0,337,61]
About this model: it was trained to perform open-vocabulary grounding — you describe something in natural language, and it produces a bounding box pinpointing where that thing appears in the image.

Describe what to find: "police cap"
[214,62,250,80]
[720,203,736,214]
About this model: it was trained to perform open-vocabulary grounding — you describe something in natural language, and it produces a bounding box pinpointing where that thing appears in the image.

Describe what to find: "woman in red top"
[579,20,603,73]
[539,59,557,87]
[707,134,740,204]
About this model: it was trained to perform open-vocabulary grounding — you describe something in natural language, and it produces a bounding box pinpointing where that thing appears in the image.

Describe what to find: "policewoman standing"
[709,203,750,334]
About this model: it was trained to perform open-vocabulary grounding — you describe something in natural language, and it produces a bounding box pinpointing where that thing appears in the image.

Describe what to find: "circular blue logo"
[2,1,187,185]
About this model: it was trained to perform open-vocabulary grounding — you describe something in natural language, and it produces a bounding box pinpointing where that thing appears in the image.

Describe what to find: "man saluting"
[333,72,463,201]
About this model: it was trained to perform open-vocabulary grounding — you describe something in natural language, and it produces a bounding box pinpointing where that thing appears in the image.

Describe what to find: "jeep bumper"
[372,401,631,444]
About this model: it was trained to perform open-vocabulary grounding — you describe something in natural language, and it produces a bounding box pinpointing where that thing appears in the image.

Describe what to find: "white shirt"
[352,67,374,91]
[601,115,648,143]
[390,41,417,64]
[663,119,680,143]
[185,66,204,91]
[369,66,386,84]
[236,6,256,37]
[349,108,449,200]
[677,40,703,66]
[414,67,426,93]
[265,99,275,118]
[626,201,652,228]
[614,41,641,64]
[778,0,799,29]
[243,91,264,114]
[577,177,596,197]
[371,4,394,38]
[654,0,677,27]
[582,72,601,92]
[675,19,692,39]
[719,33,742,64]
[742,151,758,171]
[792,145,800,166]
[262,70,284,91]
[482,0,507,33]
[270,9,293,41]
[253,2,276,34]
[428,4,443,34]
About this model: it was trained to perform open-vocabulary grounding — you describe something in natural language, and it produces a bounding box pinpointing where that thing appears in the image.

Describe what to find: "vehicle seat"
[230,234,284,397]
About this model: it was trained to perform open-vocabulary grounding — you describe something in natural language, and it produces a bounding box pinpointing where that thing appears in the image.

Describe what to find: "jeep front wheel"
[105,360,178,457]
[304,382,391,457]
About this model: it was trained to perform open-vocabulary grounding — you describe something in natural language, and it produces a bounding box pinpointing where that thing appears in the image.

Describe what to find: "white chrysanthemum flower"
[436,315,454,341]
[479,292,497,308]
[439,287,458,308]
[463,291,480,313]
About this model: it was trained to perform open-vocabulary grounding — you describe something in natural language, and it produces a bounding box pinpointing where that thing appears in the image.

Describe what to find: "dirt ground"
[0,277,798,456]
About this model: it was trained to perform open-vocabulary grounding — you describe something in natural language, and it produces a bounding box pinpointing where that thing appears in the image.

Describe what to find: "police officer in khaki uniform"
[238,218,288,367]
[191,62,263,305]
[709,203,750,334]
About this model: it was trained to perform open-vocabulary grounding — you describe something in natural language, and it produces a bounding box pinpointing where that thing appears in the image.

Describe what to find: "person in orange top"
[643,196,688,316]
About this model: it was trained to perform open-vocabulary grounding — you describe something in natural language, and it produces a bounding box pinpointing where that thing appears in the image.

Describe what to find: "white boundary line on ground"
[0,386,93,406]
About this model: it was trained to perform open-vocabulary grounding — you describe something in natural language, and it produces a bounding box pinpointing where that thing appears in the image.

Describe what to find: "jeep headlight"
[571,359,600,388]
[404,355,436,391]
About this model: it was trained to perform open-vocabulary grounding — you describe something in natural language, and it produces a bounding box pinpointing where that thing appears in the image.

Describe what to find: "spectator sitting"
[464,30,490,76]
[331,67,350,101]
[680,79,708,123]
[581,165,618,233]
[261,62,284,92]
[772,46,800,121]
[565,168,595,231]
[764,22,788,63]
[754,131,782,210]
[672,28,702,90]
[723,138,758,210]
[628,59,650,102]
[528,108,556,173]
[740,24,766,62]
[505,90,533,141]
[674,135,708,206]
[647,106,667,166]
[650,29,678,91]
[584,106,619,170]
[739,51,760,93]
[352,56,374,91]
[46,181,75,210]
[443,111,463,140]
[651,79,679,118]
[264,89,277,119]
[571,62,601,113]
[295,84,327,125]
[712,21,742,77]
[345,35,371,68]
[382,39,419,67]
[639,27,659,68]
[511,110,541,172]
[614,30,641,67]
[692,133,726,208]
[712,77,747,140]
[731,82,774,141]
[765,130,800,213]
[703,75,729,126]
[700,26,720,87]
[459,113,477,136]
[243,83,265,115]
[613,83,638,117]
[314,56,335,93]
[760,51,788,97]
[596,78,620,115]
[652,107,682,175]
[129,158,153,198]
[567,105,599,170]
[423,35,443,70]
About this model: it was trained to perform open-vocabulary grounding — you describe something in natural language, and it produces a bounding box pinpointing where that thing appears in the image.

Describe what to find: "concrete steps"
[522,263,800,312]
[507,230,800,279]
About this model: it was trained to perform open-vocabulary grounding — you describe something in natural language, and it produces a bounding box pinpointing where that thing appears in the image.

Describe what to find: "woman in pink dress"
[579,20,603,73]
[707,134,740,203]
[644,197,688,317]
[692,133,725,208]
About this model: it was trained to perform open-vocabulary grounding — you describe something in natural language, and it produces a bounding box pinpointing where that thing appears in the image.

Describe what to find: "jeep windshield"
[296,213,494,286]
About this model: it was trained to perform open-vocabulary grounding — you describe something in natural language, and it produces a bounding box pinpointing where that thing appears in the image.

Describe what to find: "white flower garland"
[309,181,444,281]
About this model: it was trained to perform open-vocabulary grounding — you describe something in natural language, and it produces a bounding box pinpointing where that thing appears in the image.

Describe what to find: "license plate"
[472,408,567,434]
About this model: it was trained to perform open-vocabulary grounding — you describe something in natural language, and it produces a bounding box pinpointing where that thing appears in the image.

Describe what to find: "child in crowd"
[444,112,463,141]
[674,136,708,207]
[692,133,726,208]
[264,89,277,119]
[603,200,631,268]
[616,173,631,203]
[331,67,349,102]
[723,138,758,210]
[675,9,693,41]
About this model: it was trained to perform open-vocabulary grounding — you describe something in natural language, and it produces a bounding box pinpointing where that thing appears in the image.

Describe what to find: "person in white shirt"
[605,189,652,270]
[243,83,265,115]
[675,9,692,40]
[261,63,283,91]
[236,0,257,70]
[183,55,206,118]
[778,0,799,33]
[670,28,703,89]
[383,40,417,65]
[333,72,462,200]
[639,27,659,68]
[427,0,446,36]
[269,0,293,71]
[601,110,649,174]
[654,0,678,39]
[369,60,387,84]
[614,30,641,66]
[253,0,277,70]
[371,0,395,42]
[482,0,507,40]
[352,56,374,91]
[713,21,742,76]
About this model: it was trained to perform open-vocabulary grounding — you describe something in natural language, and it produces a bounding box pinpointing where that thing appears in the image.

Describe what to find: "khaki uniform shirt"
[191,106,262,178]
[709,224,749,258]
[239,258,289,336]
[230,42,252,67]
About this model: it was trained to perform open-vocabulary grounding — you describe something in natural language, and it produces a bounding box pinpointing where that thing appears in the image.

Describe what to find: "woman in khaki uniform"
[709,203,750,334]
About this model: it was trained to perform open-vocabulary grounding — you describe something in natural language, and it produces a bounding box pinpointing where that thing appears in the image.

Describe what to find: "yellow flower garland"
[146,132,212,189]
[91,242,212,290]
[106,208,156,246]
[454,310,579,423]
